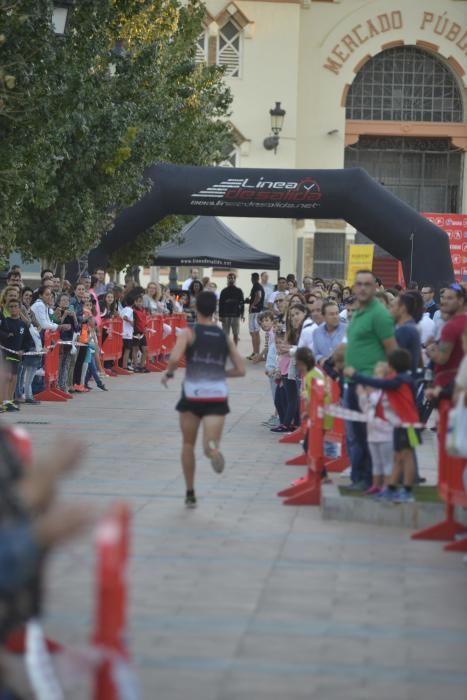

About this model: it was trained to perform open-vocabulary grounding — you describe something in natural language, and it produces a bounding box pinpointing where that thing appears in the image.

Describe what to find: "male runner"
[162,291,245,507]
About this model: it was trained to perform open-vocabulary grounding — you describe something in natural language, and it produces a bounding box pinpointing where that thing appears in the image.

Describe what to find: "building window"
[217,20,241,77]
[313,233,346,280]
[346,47,463,122]
[195,32,208,63]
[345,136,462,214]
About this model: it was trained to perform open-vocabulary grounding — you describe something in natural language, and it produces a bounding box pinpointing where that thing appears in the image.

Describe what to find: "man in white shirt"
[182,268,200,291]
[93,268,109,296]
[260,272,274,305]
[268,277,289,311]
[418,311,435,366]
[298,299,324,350]
[301,276,314,295]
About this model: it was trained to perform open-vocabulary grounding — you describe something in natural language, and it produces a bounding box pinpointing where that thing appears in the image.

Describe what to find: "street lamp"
[263,101,286,154]
[52,0,73,36]
[169,267,178,291]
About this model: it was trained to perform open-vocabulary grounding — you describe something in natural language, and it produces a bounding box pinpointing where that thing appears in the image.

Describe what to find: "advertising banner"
[423,213,467,282]
[346,244,374,286]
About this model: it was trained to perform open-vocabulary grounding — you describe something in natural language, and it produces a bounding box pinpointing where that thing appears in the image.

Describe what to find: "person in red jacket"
[344,348,421,504]
[132,294,149,373]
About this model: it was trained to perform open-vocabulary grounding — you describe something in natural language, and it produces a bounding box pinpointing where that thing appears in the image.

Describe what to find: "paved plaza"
[3,350,467,700]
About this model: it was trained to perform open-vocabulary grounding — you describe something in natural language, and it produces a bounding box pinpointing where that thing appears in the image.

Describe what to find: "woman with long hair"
[189,279,204,298]
[271,303,308,433]
[100,290,117,320]
[144,282,164,315]
[288,292,306,308]
[0,286,19,314]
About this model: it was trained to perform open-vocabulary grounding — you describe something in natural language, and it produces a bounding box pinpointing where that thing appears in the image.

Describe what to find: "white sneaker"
[207,440,225,474]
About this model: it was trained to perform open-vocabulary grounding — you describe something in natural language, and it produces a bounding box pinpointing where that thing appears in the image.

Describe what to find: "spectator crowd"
[0,266,210,412]
[1,265,466,508]
[214,267,467,505]
[1,262,467,696]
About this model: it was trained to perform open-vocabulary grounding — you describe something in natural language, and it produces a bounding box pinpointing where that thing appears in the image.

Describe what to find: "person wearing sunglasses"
[267,277,288,312]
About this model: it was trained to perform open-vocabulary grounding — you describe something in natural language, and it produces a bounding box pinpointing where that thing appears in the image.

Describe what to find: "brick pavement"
[3,348,467,699]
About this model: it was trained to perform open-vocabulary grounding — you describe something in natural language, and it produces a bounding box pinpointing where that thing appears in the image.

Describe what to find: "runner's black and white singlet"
[183,324,229,402]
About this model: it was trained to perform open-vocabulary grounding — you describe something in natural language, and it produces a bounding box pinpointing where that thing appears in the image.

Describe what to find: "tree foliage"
[0,0,232,270]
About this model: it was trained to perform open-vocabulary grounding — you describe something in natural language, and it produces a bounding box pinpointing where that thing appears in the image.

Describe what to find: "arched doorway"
[344,46,464,280]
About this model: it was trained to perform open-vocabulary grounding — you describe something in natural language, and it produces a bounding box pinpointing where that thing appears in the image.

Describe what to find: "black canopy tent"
[152,216,280,270]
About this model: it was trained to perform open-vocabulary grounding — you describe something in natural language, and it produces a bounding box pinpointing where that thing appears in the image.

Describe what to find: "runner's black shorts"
[176,394,230,418]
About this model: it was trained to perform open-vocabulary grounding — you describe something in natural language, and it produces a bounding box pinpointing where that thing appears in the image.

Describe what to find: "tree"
[0,0,232,271]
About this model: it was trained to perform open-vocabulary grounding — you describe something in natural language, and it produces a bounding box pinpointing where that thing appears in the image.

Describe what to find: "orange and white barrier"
[101,317,129,376]
[278,377,325,506]
[412,400,467,552]
[93,503,132,699]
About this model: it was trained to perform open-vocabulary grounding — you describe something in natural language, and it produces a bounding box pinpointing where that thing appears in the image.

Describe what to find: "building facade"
[171,0,466,290]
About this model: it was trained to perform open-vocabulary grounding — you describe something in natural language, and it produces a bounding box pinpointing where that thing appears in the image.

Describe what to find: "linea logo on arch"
[191,176,322,205]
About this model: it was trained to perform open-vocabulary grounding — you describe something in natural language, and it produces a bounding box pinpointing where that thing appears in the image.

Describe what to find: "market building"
[173,0,466,289]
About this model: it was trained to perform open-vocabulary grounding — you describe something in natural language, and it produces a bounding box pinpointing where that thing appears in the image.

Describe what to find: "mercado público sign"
[323,8,467,75]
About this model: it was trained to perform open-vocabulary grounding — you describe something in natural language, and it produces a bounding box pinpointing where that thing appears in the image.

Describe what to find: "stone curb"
[321,482,467,530]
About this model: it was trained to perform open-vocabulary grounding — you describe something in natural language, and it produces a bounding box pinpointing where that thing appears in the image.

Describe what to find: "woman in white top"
[143,283,165,315]
[31,286,70,333]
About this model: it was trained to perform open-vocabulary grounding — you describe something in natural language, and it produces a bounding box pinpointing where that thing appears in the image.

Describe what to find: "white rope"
[25,620,140,700]
[321,403,424,429]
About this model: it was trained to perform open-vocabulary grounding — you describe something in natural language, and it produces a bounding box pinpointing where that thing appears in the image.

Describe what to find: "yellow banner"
[346,244,374,287]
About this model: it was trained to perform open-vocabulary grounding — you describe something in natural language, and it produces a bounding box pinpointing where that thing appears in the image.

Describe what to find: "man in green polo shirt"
[344,270,396,489]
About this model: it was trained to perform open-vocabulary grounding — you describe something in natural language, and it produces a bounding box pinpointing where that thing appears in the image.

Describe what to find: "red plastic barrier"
[93,502,131,700]
[282,377,350,469]
[101,317,129,376]
[145,313,189,372]
[2,424,33,466]
[323,378,349,473]
[278,377,324,506]
[35,330,71,402]
[412,400,467,551]
[173,313,187,368]
[145,315,165,372]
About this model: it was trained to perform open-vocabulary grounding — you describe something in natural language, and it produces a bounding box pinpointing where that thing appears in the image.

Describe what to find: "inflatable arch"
[89,163,453,287]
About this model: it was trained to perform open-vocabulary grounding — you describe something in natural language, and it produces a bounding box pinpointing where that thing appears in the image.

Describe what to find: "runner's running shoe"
[208,440,225,474]
[185,492,197,508]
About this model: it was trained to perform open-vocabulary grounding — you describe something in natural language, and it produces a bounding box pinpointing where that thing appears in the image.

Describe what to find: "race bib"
[183,379,228,401]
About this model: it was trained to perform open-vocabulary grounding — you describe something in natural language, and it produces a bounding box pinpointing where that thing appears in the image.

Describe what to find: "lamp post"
[263,101,286,154]
[169,266,178,291]
[52,0,73,36]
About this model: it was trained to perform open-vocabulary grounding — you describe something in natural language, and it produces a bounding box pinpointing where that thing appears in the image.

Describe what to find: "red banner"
[423,213,467,282]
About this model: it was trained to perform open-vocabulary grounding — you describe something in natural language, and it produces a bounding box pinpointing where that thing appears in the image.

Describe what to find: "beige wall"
[151,0,467,293]
[297,0,467,170]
